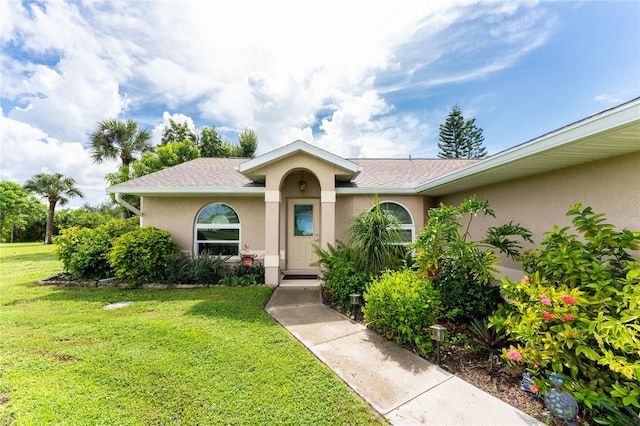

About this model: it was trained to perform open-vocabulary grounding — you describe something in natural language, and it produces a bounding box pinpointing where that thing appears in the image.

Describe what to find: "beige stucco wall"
[436,152,640,276]
[140,196,265,254]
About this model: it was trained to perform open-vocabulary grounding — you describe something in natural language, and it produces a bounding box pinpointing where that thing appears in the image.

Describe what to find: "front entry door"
[287,198,320,271]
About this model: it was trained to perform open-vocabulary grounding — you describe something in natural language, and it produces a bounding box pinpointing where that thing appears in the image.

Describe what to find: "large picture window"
[371,201,415,246]
[194,203,240,256]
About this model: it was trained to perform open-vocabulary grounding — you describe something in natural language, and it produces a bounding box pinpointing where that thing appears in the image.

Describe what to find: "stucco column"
[321,190,336,250]
[264,190,280,285]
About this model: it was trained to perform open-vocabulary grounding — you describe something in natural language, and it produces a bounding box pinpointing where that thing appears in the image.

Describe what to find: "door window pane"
[294,204,314,236]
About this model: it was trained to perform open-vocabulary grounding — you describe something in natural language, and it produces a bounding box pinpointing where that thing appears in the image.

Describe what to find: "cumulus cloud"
[0,108,118,207]
[0,0,566,206]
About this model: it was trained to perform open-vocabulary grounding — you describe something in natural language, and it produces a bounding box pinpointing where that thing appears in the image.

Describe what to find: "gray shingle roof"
[109,156,478,192]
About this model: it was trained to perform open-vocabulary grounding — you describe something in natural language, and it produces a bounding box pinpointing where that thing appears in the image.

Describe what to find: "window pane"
[380,202,412,224]
[197,203,239,224]
[197,229,240,241]
[198,242,239,256]
[398,229,413,243]
[294,204,314,236]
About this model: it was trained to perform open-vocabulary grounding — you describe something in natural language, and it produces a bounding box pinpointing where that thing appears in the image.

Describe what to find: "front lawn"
[0,243,385,425]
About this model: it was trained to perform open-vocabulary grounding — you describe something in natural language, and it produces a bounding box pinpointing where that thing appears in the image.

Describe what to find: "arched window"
[371,201,415,245]
[194,203,240,256]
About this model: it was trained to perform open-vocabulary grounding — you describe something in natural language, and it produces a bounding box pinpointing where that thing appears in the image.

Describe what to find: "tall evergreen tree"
[437,105,488,159]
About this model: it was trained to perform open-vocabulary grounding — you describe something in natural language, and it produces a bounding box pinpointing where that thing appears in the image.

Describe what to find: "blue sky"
[1,0,638,207]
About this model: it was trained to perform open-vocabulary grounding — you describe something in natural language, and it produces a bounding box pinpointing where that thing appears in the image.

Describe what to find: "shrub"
[109,227,178,287]
[363,269,441,356]
[491,204,640,417]
[412,195,532,322]
[218,262,265,286]
[314,242,372,308]
[167,252,230,285]
[54,218,138,280]
[347,197,404,275]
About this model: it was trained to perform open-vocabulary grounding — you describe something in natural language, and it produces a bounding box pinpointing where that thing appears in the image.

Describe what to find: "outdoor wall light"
[429,324,447,364]
[298,172,306,191]
[349,293,361,320]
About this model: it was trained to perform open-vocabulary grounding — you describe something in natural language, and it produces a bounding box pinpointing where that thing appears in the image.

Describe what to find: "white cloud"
[0,0,564,207]
[0,109,117,207]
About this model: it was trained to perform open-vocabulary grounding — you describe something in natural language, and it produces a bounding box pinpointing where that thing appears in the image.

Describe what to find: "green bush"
[491,204,640,418]
[167,252,231,285]
[54,218,138,280]
[109,227,178,287]
[434,259,502,322]
[412,196,532,322]
[363,269,441,356]
[315,242,372,308]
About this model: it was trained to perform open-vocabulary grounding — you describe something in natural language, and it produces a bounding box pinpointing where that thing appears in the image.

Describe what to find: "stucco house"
[108,98,640,285]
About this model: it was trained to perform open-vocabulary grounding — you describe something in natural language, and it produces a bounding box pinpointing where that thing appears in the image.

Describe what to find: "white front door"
[287,198,320,271]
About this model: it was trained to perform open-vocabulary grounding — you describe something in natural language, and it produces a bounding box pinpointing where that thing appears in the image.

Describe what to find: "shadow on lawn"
[33,285,275,312]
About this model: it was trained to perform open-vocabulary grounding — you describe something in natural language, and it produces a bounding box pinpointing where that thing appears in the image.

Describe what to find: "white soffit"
[235,139,363,182]
[418,98,640,196]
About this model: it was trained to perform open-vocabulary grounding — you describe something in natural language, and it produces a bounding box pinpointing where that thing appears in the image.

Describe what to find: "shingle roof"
[111,157,259,189]
[109,156,478,193]
[348,158,479,189]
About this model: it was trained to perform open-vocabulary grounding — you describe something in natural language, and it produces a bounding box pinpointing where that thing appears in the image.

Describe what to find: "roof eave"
[107,187,266,197]
[235,140,363,181]
[416,98,640,196]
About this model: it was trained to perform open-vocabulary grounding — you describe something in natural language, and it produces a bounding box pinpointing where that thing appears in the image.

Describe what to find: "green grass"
[0,243,385,425]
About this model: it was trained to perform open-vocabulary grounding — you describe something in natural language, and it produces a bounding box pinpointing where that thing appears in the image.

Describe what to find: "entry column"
[320,190,336,250]
[264,190,280,285]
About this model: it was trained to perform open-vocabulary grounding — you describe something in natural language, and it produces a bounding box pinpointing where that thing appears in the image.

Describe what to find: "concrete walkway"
[265,281,544,426]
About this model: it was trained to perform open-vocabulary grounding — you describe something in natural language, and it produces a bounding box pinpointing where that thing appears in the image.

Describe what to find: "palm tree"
[24,172,84,244]
[89,118,152,167]
[89,119,151,218]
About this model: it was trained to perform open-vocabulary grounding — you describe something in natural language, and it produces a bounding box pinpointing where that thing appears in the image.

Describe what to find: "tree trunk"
[45,201,56,244]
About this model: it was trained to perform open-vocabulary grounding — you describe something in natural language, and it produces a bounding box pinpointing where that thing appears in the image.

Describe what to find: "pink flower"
[540,294,552,306]
[507,349,522,362]
[562,314,574,322]
[561,295,577,305]
[523,276,530,285]
[530,384,540,394]
[542,311,554,320]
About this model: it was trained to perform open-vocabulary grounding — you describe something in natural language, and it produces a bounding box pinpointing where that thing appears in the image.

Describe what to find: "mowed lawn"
[0,243,385,425]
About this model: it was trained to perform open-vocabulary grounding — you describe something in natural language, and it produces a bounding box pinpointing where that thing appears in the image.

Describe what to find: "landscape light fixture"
[349,293,361,320]
[429,324,446,365]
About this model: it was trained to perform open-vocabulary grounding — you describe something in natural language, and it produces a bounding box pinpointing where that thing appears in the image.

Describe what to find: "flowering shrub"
[491,204,640,416]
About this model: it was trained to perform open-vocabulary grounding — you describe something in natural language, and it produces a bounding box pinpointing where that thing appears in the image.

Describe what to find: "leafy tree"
[24,172,84,244]
[438,105,487,159]
[199,125,228,158]
[132,140,200,178]
[0,181,34,242]
[238,128,258,158]
[54,207,119,233]
[160,119,198,145]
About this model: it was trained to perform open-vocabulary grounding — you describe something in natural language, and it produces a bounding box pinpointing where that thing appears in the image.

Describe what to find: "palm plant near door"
[347,196,404,275]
